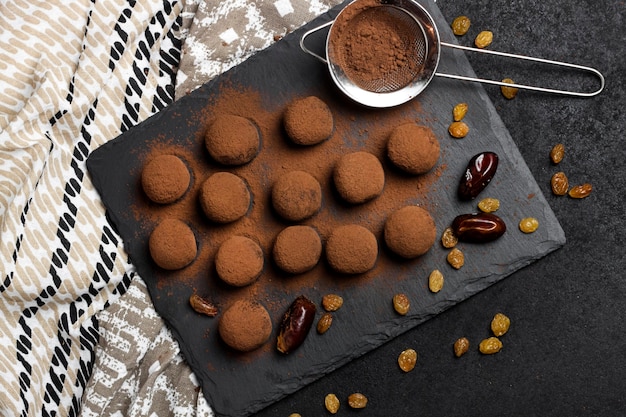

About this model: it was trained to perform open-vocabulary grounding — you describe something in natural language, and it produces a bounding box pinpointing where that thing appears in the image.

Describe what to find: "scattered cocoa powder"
[141,154,190,204]
[328,0,422,92]
[387,123,440,174]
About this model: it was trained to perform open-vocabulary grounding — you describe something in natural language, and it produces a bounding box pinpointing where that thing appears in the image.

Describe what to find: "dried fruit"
[322,294,344,312]
[317,312,333,334]
[477,197,500,213]
[448,121,469,138]
[568,183,592,199]
[189,294,218,317]
[325,393,340,414]
[479,336,503,354]
[347,393,368,409]
[453,102,468,121]
[500,78,518,99]
[458,151,499,200]
[491,313,511,337]
[550,143,565,164]
[393,293,410,315]
[288,414,301,417]
[551,172,569,196]
[454,337,470,357]
[277,295,316,354]
[519,217,539,234]
[451,15,471,36]
[452,213,507,243]
[447,247,465,269]
[474,30,493,48]
[398,348,418,372]
[441,227,458,248]
[428,269,444,293]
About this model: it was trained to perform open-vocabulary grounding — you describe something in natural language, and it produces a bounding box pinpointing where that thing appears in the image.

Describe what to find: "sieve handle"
[437,42,605,97]
[300,20,334,64]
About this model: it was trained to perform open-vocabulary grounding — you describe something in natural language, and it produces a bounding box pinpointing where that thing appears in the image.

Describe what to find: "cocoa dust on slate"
[132,82,445,341]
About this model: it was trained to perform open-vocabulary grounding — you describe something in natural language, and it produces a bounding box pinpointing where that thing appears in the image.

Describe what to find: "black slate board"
[87,1,565,416]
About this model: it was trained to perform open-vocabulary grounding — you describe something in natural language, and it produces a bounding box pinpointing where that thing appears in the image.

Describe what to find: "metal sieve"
[300,0,605,108]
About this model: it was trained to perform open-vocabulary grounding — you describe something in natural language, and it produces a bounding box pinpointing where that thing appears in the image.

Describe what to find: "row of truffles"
[142,95,440,353]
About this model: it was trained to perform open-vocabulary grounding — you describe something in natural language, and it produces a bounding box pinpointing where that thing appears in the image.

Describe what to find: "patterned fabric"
[0,0,188,415]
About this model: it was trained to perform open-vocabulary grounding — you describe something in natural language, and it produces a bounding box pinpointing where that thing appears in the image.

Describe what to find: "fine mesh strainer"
[300,0,605,108]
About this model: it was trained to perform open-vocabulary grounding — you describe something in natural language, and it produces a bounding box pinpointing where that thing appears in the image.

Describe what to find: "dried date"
[277,295,316,354]
[452,213,506,243]
[189,293,218,317]
[458,151,499,200]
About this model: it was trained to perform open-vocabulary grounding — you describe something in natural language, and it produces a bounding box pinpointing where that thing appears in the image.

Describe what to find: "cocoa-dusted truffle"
[325,224,378,274]
[384,205,436,258]
[149,218,197,270]
[387,124,440,175]
[205,114,260,165]
[333,151,384,204]
[141,154,190,204]
[199,172,251,223]
[215,236,264,287]
[218,299,272,352]
[272,170,322,222]
[273,225,322,274]
[283,96,334,145]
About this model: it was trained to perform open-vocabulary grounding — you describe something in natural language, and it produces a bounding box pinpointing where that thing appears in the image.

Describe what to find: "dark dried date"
[277,295,316,354]
[452,213,506,243]
[189,294,218,317]
[458,152,499,200]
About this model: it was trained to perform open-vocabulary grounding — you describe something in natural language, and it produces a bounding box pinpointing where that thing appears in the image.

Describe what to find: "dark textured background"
[254,0,626,415]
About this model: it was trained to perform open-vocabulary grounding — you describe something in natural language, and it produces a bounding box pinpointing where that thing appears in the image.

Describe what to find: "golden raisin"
[322,294,344,312]
[393,293,410,315]
[447,248,465,270]
[288,414,302,417]
[479,337,503,354]
[317,312,333,334]
[325,393,340,414]
[568,183,592,199]
[474,30,493,48]
[551,172,569,196]
[453,102,468,121]
[347,393,368,409]
[451,15,471,36]
[519,217,539,234]
[398,348,418,372]
[441,227,458,249]
[550,143,565,164]
[477,197,500,213]
[500,78,518,99]
[491,313,511,337]
[428,269,444,293]
[448,121,469,138]
[454,337,470,357]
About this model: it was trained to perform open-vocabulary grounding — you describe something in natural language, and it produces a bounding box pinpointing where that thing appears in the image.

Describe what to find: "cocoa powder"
[329,0,422,92]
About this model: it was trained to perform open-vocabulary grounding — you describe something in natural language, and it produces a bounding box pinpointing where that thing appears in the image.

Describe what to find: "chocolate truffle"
[215,236,264,287]
[333,151,384,204]
[273,225,322,274]
[272,170,322,222]
[384,205,436,258]
[205,114,260,165]
[325,224,378,274]
[148,218,197,270]
[218,299,272,352]
[387,124,440,174]
[199,172,251,223]
[283,96,334,145]
[141,154,190,204]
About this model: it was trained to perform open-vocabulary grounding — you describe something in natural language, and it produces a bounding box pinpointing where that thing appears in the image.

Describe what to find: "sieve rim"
[324,0,441,108]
